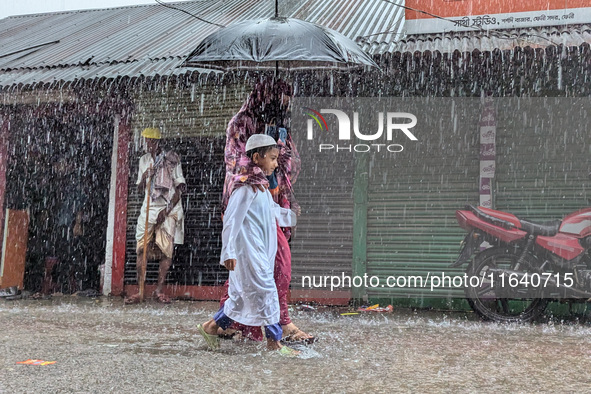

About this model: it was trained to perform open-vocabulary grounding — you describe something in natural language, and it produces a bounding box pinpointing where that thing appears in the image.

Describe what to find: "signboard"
[405,0,591,34]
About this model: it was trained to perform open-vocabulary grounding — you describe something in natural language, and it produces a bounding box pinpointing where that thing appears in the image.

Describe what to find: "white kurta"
[135,152,186,247]
[221,186,296,327]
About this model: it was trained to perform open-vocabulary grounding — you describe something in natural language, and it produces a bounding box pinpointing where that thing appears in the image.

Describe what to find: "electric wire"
[155,0,225,28]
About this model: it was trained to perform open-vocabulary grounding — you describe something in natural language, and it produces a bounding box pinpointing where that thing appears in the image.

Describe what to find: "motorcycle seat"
[518,219,561,236]
[466,205,517,230]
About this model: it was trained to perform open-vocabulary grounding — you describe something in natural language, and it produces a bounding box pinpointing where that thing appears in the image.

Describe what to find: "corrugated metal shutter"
[365,101,480,299]
[124,136,229,287]
[131,78,251,138]
[494,98,590,220]
[125,79,249,287]
[289,145,355,289]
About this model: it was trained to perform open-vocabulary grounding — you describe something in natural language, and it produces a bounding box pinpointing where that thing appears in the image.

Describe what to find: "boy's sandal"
[197,324,220,350]
[278,346,300,357]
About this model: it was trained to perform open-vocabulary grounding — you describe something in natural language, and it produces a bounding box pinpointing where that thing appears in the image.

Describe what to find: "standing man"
[125,127,186,304]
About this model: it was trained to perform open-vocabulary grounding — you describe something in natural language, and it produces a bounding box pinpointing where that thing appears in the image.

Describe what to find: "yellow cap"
[141,127,161,139]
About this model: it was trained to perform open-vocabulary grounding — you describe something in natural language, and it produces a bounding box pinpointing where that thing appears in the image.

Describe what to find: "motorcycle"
[452,204,591,322]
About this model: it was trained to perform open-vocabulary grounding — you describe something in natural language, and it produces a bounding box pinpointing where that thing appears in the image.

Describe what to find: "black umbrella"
[182,16,379,71]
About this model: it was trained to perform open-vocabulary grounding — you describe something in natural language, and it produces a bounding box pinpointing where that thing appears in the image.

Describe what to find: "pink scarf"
[222,78,300,214]
[229,162,269,195]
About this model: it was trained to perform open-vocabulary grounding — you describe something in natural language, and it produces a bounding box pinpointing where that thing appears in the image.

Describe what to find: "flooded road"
[1,297,591,393]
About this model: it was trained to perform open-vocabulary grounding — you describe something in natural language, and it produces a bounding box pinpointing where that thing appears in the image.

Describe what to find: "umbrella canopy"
[183,17,379,71]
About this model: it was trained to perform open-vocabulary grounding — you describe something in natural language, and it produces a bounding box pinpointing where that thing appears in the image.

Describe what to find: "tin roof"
[0,0,405,87]
[360,23,591,55]
[3,1,588,88]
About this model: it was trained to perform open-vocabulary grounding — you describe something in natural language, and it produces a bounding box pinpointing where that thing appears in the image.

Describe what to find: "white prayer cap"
[245,134,277,152]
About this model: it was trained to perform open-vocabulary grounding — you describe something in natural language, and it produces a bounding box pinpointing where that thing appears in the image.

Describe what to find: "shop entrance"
[4,105,113,294]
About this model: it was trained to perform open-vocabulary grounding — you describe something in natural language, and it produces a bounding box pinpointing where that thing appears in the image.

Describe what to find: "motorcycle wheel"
[465,246,549,323]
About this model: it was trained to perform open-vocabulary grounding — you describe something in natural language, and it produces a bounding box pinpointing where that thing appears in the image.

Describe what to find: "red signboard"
[405,0,591,34]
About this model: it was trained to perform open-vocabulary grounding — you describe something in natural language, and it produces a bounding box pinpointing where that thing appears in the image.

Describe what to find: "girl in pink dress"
[219,78,313,343]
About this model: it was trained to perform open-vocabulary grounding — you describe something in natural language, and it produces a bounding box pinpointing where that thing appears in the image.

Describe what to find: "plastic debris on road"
[357,304,394,313]
[17,359,56,366]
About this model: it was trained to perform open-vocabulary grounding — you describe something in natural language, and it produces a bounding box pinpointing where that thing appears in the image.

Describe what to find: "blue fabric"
[265,125,278,141]
[214,307,282,340]
[266,172,278,189]
[278,127,287,143]
[214,307,234,330]
[264,324,283,341]
[265,125,287,143]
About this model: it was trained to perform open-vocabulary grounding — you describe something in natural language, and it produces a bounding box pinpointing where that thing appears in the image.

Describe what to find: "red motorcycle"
[452,205,591,322]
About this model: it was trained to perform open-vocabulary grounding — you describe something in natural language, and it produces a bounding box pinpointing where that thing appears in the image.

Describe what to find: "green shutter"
[365,143,480,299]
[494,98,590,219]
[365,100,481,300]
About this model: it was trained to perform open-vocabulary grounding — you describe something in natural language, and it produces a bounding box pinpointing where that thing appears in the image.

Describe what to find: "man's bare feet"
[124,293,142,304]
[153,292,171,304]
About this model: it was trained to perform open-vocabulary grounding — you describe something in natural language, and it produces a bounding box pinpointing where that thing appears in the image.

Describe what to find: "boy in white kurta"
[198,135,297,354]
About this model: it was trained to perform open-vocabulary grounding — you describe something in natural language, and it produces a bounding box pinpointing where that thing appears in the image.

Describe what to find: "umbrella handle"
[139,164,152,302]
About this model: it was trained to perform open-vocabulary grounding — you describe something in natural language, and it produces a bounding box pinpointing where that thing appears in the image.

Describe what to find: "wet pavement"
[1,297,591,393]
